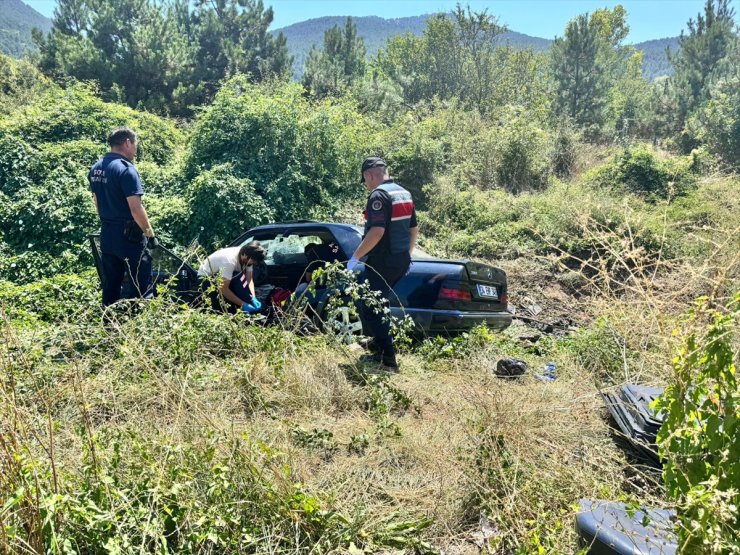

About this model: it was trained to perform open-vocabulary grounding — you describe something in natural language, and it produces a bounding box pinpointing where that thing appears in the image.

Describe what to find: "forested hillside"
[0,0,51,56]
[274,13,677,79]
[0,1,676,79]
[1,0,738,553]
[274,14,552,77]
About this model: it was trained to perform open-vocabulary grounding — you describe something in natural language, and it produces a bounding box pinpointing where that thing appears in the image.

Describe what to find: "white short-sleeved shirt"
[197,247,242,279]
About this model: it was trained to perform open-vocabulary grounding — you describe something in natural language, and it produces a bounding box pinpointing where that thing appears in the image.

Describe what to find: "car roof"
[228,221,362,249]
[248,221,361,233]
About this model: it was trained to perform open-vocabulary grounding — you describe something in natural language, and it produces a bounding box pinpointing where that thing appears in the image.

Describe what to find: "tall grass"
[1,177,738,553]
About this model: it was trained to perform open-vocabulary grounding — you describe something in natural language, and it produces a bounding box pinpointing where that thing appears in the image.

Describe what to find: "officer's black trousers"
[358,253,410,358]
[101,249,153,306]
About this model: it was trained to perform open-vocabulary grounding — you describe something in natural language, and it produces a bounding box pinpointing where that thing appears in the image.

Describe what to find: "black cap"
[360,157,387,182]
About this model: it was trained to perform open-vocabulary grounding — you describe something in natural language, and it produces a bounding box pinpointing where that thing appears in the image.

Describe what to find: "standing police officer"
[89,127,157,305]
[348,157,418,370]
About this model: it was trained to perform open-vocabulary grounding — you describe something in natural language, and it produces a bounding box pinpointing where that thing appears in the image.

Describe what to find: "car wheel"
[322,303,364,344]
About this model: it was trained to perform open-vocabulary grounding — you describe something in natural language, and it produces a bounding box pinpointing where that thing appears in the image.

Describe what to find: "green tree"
[669,0,737,137]
[33,0,291,115]
[374,4,504,114]
[302,17,366,98]
[687,76,740,171]
[373,32,431,105]
[606,51,654,140]
[185,0,291,104]
[34,0,191,112]
[551,14,605,134]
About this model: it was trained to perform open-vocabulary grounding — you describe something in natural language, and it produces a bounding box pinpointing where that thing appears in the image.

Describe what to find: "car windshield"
[239,232,339,265]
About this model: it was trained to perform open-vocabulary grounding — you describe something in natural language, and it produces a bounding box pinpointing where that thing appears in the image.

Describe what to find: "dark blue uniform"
[89,153,152,305]
[359,179,417,360]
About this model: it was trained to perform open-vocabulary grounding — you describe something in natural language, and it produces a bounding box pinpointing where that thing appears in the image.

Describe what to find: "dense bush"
[0,54,51,114]
[655,296,739,554]
[439,106,553,193]
[0,242,92,284]
[186,77,370,222]
[183,165,274,251]
[0,132,37,196]
[136,158,188,196]
[586,144,698,200]
[378,104,456,203]
[687,77,740,173]
[550,122,580,179]
[3,83,182,165]
[0,271,99,322]
[143,194,190,249]
[33,139,105,176]
[0,166,97,256]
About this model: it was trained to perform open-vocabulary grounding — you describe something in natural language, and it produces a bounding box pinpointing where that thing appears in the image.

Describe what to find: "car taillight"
[438,287,472,301]
[501,292,509,305]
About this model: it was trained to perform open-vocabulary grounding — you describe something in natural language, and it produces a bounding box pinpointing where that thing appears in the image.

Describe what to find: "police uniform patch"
[371,199,383,211]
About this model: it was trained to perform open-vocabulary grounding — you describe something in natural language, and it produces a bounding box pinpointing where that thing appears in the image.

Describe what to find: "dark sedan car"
[89,221,512,337]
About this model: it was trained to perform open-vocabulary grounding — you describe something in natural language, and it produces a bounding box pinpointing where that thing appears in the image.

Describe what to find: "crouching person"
[197,241,267,314]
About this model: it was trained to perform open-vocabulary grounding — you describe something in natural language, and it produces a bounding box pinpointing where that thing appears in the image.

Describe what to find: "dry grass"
[1,177,738,553]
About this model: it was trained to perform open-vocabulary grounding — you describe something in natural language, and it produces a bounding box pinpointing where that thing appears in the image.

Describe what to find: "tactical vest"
[365,181,415,255]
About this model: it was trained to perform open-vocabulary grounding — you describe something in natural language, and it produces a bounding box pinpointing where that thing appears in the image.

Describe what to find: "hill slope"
[637,36,680,79]
[274,14,550,77]
[272,14,676,79]
[0,0,51,57]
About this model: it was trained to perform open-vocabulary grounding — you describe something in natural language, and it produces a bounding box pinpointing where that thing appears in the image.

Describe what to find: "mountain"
[635,36,680,80]
[0,0,52,57]
[273,14,551,78]
[272,14,676,80]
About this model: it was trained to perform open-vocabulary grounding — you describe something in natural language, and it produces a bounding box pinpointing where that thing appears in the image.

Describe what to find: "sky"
[20,0,732,43]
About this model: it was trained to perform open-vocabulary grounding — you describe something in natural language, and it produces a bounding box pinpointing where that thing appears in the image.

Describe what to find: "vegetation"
[0,0,52,57]
[0,1,738,552]
[302,17,367,98]
[33,0,291,115]
[656,295,739,554]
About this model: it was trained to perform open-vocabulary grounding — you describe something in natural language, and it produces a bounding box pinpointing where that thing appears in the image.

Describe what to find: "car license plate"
[476,284,499,299]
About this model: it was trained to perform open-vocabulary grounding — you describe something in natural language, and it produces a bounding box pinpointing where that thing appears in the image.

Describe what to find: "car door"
[88,234,199,303]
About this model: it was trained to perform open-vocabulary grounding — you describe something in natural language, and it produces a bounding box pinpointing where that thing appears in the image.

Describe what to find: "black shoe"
[359,353,398,371]
[359,352,382,364]
[381,355,399,370]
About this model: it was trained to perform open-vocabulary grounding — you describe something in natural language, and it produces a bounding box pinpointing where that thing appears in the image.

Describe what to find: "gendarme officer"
[89,127,157,305]
[348,157,418,369]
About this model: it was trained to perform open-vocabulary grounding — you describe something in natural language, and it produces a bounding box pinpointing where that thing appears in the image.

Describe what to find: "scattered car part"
[576,499,677,555]
[601,385,664,465]
[495,358,528,378]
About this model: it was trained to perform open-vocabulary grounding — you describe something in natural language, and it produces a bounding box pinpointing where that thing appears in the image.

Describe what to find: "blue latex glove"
[241,298,262,313]
[347,257,360,271]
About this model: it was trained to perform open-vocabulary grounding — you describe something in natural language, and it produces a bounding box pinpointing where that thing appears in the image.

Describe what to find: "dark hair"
[108,127,137,147]
[239,241,266,264]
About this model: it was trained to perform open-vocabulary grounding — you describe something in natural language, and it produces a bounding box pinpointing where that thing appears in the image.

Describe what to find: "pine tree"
[669,0,737,135]
[34,0,292,115]
[302,17,366,98]
[551,14,607,133]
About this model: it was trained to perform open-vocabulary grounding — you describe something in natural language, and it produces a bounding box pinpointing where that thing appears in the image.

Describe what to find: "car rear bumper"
[391,307,513,333]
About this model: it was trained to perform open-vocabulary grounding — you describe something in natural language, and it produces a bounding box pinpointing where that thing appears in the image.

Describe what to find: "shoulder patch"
[371,199,383,211]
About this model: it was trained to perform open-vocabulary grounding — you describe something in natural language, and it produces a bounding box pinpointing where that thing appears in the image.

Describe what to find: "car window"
[239,233,327,266]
